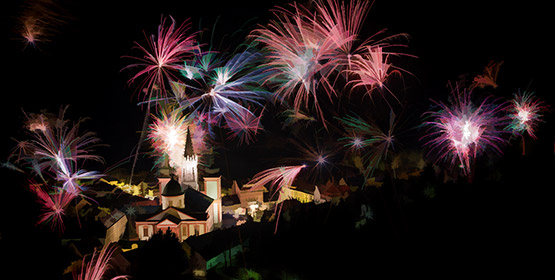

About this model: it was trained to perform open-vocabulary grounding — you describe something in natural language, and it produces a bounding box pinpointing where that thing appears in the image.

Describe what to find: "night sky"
[1,0,553,278]
[2,0,550,175]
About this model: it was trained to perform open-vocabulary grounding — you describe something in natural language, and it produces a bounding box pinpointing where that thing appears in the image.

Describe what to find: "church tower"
[179,126,199,190]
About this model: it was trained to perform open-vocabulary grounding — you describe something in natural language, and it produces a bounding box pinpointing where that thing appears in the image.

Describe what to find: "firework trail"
[247,165,306,233]
[422,84,507,176]
[123,16,197,184]
[74,244,128,280]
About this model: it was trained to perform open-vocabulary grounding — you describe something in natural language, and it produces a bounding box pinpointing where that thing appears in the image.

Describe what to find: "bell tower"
[179,126,198,190]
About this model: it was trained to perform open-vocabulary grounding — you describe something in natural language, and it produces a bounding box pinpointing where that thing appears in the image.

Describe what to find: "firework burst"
[177,48,269,143]
[505,90,547,155]
[251,2,342,127]
[32,184,76,232]
[124,16,197,103]
[8,108,103,232]
[338,110,398,182]
[422,84,507,175]
[506,90,546,139]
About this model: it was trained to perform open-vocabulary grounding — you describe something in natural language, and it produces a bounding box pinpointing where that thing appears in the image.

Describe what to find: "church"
[135,127,222,242]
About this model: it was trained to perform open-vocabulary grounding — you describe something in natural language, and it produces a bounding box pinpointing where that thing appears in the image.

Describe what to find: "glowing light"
[422,84,507,175]
[506,90,546,139]
[124,16,197,102]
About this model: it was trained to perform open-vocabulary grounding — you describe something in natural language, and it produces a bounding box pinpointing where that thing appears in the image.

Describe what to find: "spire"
[184,126,195,158]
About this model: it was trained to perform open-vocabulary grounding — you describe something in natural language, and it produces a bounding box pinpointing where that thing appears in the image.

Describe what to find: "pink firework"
[10,108,103,232]
[247,165,306,233]
[313,0,371,56]
[74,244,128,280]
[32,184,76,232]
[346,46,401,99]
[251,2,340,126]
[506,90,546,139]
[147,107,188,167]
[225,109,264,145]
[423,84,507,175]
[124,16,197,103]
[11,107,103,180]
[247,165,306,193]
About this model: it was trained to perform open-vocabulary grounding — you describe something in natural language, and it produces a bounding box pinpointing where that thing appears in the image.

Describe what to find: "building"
[135,127,222,242]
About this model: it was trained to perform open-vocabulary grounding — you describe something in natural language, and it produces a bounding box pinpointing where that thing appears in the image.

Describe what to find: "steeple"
[179,126,198,190]
[184,126,195,159]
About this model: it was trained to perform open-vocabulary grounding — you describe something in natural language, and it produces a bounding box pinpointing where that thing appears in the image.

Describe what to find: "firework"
[506,90,547,155]
[177,49,268,142]
[74,244,128,280]
[506,90,545,139]
[247,165,306,233]
[32,185,76,232]
[9,108,103,231]
[251,2,340,126]
[422,84,507,175]
[252,0,410,127]
[287,138,336,183]
[11,107,103,180]
[471,60,503,90]
[16,0,69,49]
[346,46,401,100]
[124,16,197,103]
[338,110,398,181]
[148,107,188,168]
[247,165,306,193]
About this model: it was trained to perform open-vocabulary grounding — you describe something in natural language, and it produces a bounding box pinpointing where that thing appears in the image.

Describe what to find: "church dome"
[162,178,184,196]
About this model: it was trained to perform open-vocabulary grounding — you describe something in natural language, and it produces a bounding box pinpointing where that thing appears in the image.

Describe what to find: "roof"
[162,178,184,196]
[135,188,213,223]
[100,209,126,228]
[142,207,208,223]
[184,188,213,212]
[222,194,240,206]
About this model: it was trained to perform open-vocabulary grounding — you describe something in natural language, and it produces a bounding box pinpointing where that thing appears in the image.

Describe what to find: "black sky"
[2,0,551,178]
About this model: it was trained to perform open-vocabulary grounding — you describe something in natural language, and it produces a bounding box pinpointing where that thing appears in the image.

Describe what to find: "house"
[221,181,278,223]
[101,208,128,245]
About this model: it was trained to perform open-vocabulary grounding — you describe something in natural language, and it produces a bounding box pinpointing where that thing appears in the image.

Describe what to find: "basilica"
[134,127,222,242]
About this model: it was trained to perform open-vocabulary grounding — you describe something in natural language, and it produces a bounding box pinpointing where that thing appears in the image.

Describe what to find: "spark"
[74,244,128,280]
[422,84,507,175]
[506,90,546,139]
[124,16,197,103]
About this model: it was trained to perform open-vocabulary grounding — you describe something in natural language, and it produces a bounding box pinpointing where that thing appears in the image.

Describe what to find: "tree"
[131,229,191,280]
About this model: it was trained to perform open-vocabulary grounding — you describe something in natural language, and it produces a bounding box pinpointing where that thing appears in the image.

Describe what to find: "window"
[169,200,173,207]
[143,226,149,237]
